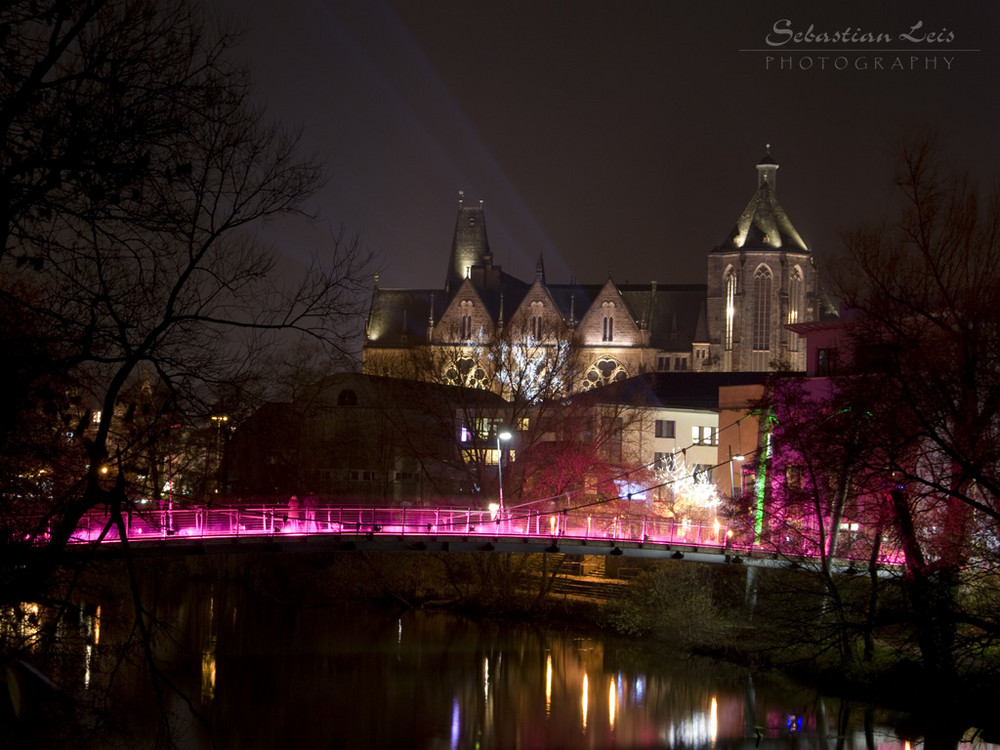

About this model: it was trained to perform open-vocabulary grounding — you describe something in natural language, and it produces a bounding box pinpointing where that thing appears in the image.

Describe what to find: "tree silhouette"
[750,136,1000,712]
[0,1,370,740]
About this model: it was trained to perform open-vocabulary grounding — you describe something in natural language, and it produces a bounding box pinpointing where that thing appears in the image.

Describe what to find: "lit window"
[788,267,803,352]
[692,426,718,446]
[724,270,737,351]
[753,266,772,351]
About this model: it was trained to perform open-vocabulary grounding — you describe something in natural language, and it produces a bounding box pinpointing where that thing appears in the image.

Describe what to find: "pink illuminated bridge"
[64,503,903,573]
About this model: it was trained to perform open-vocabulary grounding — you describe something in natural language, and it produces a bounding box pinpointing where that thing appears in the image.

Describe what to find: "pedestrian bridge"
[65,502,899,574]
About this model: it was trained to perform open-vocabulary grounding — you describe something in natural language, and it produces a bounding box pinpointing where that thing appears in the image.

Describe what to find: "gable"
[576,280,643,346]
[436,279,496,342]
[508,280,569,340]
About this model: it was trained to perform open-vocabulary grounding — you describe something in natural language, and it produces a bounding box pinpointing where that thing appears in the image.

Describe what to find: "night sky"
[208,0,1000,292]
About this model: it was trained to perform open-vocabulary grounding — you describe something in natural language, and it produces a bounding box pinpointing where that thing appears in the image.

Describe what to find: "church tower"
[706,148,820,372]
[445,191,503,293]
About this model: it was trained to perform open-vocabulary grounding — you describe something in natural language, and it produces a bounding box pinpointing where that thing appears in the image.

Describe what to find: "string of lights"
[506,412,761,515]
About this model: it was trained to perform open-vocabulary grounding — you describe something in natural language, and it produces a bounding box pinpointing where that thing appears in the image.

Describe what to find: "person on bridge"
[285,495,301,532]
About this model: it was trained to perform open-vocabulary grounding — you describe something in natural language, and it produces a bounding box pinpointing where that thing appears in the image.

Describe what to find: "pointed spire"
[445,191,491,293]
[757,144,778,190]
[535,254,546,283]
[717,147,807,252]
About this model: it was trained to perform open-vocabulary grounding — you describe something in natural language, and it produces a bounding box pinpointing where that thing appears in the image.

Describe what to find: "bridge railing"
[63,504,734,548]
[57,503,902,567]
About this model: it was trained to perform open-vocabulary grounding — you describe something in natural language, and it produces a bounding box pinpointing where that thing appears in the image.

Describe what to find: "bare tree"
[367,315,606,507]
[752,136,1000,699]
[1,0,370,561]
[0,5,371,737]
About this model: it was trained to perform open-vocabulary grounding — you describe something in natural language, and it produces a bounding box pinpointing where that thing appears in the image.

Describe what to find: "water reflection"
[11,577,997,750]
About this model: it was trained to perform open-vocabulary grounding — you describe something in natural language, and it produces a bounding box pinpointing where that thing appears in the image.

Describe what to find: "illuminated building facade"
[363,149,834,391]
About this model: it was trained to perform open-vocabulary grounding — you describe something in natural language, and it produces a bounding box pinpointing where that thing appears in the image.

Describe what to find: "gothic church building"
[363,149,832,391]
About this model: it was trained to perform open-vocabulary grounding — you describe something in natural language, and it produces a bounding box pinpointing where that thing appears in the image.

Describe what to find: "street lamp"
[729,447,745,499]
[210,415,229,496]
[497,430,512,520]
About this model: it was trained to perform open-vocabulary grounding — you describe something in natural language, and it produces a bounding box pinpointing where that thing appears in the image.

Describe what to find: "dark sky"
[208,0,1000,291]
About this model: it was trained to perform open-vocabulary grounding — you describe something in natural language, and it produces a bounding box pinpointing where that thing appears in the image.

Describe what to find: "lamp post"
[729,447,745,499]
[210,415,229,496]
[497,430,512,523]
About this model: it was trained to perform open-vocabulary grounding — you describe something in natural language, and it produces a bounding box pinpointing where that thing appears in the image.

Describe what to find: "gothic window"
[444,357,489,389]
[724,269,737,351]
[581,357,628,390]
[529,301,544,339]
[752,265,772,351]
[601,301,615,342]
[787,266,803,352]
[459,300,474,340]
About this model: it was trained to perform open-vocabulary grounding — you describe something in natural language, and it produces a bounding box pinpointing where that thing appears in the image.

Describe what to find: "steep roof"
[621,283,708,350]
[365,287,442,348]
[715,150,809,254]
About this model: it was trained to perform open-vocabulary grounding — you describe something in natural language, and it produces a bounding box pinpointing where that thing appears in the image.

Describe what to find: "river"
[27,567,989,750]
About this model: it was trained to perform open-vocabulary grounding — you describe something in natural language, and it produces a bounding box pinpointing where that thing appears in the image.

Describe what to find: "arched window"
[529,301,544,339]
[787,266,803,352]
[724,269,737,351]
[459,300,474,340]
[444,357,490,389]
[582,357,628,390]
[753,266,772,351]
[601,301,615,342]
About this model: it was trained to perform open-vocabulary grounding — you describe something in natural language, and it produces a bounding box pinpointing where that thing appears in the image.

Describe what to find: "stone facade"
[363,150,833,392]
